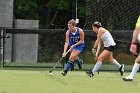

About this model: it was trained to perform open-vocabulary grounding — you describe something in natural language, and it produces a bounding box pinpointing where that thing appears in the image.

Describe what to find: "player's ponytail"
[92,21,102,28]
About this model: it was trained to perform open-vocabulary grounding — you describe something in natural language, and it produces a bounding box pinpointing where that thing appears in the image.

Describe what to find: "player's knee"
[135,59,140,64]
[134,55,140,63]
[97,56,103,62]
[108,59,113,63]
[69,55,76,61]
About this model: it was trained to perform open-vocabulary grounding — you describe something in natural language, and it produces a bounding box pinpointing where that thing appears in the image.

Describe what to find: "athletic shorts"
[72,44,85,52]
[137,33,140,53]
[137,43,140,54]
[104,46,115,52]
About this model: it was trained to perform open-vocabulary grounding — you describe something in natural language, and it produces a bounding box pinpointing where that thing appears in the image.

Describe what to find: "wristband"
[131,43,137,45]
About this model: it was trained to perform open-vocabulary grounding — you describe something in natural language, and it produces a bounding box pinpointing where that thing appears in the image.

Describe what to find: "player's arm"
[63,31,69,57]
[93,40,98,49]
[71,28,84,48]
[96,41,101,57]
[93,29,102,49]
[132,16,140,43]
[130,16,140,55]
[94,29,102,57]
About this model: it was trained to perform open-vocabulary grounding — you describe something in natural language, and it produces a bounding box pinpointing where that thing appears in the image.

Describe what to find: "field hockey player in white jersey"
[86,22,124,77]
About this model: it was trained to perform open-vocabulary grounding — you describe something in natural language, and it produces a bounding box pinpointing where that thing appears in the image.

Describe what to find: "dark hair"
[68,19,77,26]
[92,21,102,28]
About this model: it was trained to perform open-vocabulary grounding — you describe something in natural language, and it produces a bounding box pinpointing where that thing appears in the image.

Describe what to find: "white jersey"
[137,33,140,43]
[101,31,116,47]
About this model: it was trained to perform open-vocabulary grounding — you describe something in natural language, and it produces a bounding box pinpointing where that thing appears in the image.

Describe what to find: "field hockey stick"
[49,48,71,74]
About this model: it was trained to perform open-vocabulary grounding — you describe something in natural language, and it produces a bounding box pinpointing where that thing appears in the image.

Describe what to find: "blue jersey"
[69,27,84,46]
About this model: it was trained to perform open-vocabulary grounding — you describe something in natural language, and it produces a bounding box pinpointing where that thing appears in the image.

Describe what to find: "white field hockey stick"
[49,48,71,74]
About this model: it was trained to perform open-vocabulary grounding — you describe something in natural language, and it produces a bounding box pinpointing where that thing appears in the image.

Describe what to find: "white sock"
[129,63,140,77]
[92,61,102,74]
[111,59,121,68]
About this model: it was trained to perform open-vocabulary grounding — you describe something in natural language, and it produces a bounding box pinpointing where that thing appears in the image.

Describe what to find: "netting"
[1,0,139,71]
[0,28,135,71]
[84,0,140,43]
[3,29,66,68]
[82,30,136,71]
[82,0,140,71]
[84,0,140,30]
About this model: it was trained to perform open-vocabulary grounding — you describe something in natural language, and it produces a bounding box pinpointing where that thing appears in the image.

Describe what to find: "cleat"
[86,71,94,77]
[97,70,100,74]
[119,64,124,76]
[122,76,133,81]
[62,71,67,76]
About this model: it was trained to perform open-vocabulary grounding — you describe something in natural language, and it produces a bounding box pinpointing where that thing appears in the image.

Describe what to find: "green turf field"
[0,70,140,93]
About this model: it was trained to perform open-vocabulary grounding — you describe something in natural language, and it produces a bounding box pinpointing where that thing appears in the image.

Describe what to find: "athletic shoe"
[78,59,83,70]
[122,76,133,81]
[86,71,94,77]
[62,71,67,76]
[119,64,124,76]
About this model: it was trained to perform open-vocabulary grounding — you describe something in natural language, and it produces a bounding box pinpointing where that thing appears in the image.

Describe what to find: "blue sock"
[77,57,81,65]
[64,61,73,72]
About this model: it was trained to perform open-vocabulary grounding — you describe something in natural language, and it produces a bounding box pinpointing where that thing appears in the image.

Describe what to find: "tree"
[14,0,86,28]
[14,0,39,19]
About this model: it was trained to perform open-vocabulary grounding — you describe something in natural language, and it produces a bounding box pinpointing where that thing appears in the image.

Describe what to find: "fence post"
[0,28,5,68]
[0,28,2,67]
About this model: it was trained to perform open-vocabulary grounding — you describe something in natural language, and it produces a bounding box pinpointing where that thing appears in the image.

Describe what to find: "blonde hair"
[68,19,77,26]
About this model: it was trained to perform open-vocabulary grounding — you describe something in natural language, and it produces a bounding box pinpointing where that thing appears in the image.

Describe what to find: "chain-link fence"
[0,28,136,71]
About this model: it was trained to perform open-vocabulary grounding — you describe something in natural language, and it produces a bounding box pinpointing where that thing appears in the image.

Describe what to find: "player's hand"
[62,52,66,57]
[70,45,75,49]
[130,43,137,56]
[92,48,96,55]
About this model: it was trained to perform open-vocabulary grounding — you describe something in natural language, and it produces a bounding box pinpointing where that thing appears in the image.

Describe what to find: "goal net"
[82,0,140,71]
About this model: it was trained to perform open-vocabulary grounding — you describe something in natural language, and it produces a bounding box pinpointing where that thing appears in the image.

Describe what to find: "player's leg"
[129,55,140,77]
[123,43,140,81]
[86,50,110,77]
[68,50,75,71]
[62,50,80,76]
[92,50,110,73]
[123,54,140,81]
[74,44,84,70]
[76,56,83,70]
[107,52,124,76]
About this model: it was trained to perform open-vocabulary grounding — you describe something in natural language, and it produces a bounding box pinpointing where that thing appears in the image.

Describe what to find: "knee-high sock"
[111,59,121,68]
[76,57,82,65]
[92,61,102,74]
[64,60,73,72]
[129,63,140,77]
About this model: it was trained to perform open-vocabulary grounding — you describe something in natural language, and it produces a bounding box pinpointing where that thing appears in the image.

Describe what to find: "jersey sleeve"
[136,15,140,27]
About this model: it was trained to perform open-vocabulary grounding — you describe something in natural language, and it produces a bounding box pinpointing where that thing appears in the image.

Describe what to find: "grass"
[3,62,135,71]
[0,70,140,93]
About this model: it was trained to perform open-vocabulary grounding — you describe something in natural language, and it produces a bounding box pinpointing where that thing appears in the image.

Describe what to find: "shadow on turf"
[40,71,68,86]
[112,72,139,86]
[72,91,76,93]
[49,75,68,86]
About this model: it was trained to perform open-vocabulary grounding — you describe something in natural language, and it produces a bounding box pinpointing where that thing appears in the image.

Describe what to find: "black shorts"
[104,46,115,52]
[137,43,140,54]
